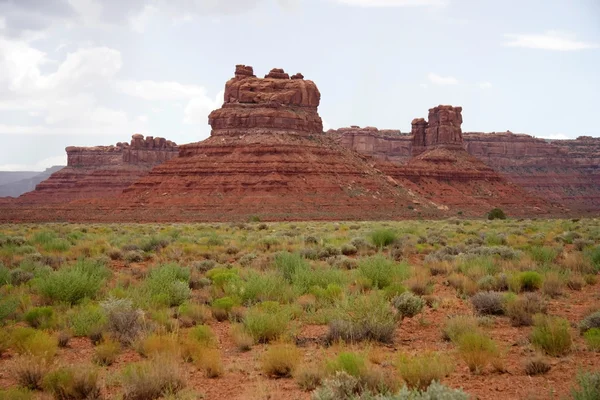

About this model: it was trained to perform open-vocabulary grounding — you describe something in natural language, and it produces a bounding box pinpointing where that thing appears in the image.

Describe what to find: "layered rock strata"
[17,135,178,204]
[375,106,557,215]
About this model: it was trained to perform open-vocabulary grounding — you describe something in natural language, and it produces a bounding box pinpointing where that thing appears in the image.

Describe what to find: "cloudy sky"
[0,0,598,170]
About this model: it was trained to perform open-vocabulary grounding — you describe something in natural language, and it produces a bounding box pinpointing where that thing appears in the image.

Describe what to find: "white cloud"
[0,155,67,171]
[419,83,428,89]
[539,133,570,140]
[333,0,446,6]
[478,82,492,89]
[116,80,208,101]
[428,73,458,85]
[322,120,331,131]
[129,4,159,33]
[503,31,599,51]
[184,90,224,125]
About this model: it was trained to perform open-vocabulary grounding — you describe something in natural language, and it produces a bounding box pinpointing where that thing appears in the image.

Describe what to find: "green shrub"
[11,327,58,361]
[94,338,121,366]
[262,343,300,378]
[121,356,185,399]
[442,315,478,343]
[211,297,236,321]
[43,366,101,400]
[369,229,397,248]
[587,246,600,273]
[243,302,291,343]
[327,293,396,344]
[359,255,408,289]
[37,259,109,304]
[141,264,191,307]
[228,271,294,305]
[68,304,106,337]
[457,332,499,373]
[23,306,54,329]
[584,328,600,351]
[487,208,506,220]
[188,325,216,347]
[396,352,454,390]
[504,293,546,326]
[531,315,572,356]
[571,370,600,400]
[0,265,10,286]
[392,292,425,319]
[326,352,366,377]
[0,295,19,324]
[274,252,308,282]
[529,246,559,266]
[292,265,347,294]
[518,271,543,292]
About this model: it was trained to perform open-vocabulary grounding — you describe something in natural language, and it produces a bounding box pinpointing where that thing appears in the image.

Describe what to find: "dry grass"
[261,343,301,378]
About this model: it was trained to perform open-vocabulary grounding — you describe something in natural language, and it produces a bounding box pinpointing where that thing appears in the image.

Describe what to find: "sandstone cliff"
[17,135,178,204]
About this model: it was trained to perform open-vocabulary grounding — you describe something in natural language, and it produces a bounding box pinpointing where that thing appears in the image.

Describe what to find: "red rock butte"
[208,65,323,136]
[17,135,178,204]
[0,64,595,222]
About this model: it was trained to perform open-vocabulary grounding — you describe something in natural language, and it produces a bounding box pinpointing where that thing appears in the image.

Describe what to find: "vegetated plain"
[0,218,599,400]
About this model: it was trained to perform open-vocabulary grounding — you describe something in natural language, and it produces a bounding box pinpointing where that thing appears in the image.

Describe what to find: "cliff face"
[103,66,438,222]
[18,135,178,204]
[373,106,556,216]
[331,125,599,213]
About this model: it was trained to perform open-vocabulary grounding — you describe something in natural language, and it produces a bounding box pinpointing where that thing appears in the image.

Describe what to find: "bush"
[141,264,191,307]
[470,291,504,316]
[326,352,367,378]
[0,295,19,324]
[542,272,563,298]
[14,356,48,390]
[504,293,547,326]
[392,292,425,320]
[188,325,216,347]
[11,327,57,361]
[121,356,186,400]
[68,304,106,337]
[517,271,543,292]
[327,293,396,344]
[579,311,600,333]
[396,352,454,390]
[43,366,101,400]
[136,333,179,358]
[274,252,308,283]
[359,255,408,289]
[37,259,109,305]
[584,328,600,351]
[101,297,142,345]
[93,338,120,366]
[442,315,478,343]
[23,306,54,329]
[571,371,600,400]
[10,269,34,286]
[487,208,506,220]
[531,315,572,356]
[231,323,253,351]
[211,297,236,321]
[193,348,223,378]
[457,332,499,373]
[243,302,291,343]
[262,343,301,378]
[369,229,397,248]
[296,364,324,391]
[524,355,551,376]
[340,244,358,256]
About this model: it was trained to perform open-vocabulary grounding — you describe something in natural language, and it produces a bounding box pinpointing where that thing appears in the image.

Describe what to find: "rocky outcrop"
[463,133,600,212]
[328,126,412,163]
[412,105,463,156]
[376,106,557,216]
[208,65,323,136]
[17,135,178,204]
[97,66,438,222]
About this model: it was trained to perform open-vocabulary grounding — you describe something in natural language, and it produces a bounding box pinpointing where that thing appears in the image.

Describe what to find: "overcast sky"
[0,0,599,170]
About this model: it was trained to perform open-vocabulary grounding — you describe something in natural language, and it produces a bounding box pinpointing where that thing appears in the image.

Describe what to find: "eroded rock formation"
[329,126,412,163]
[208,65,323,136]
[18,135,178,204]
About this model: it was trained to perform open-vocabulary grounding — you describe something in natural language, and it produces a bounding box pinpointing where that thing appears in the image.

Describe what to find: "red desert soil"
[1,272,598,400]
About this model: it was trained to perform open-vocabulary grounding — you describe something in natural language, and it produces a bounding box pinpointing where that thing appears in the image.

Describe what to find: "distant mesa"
[0,63,598,222]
